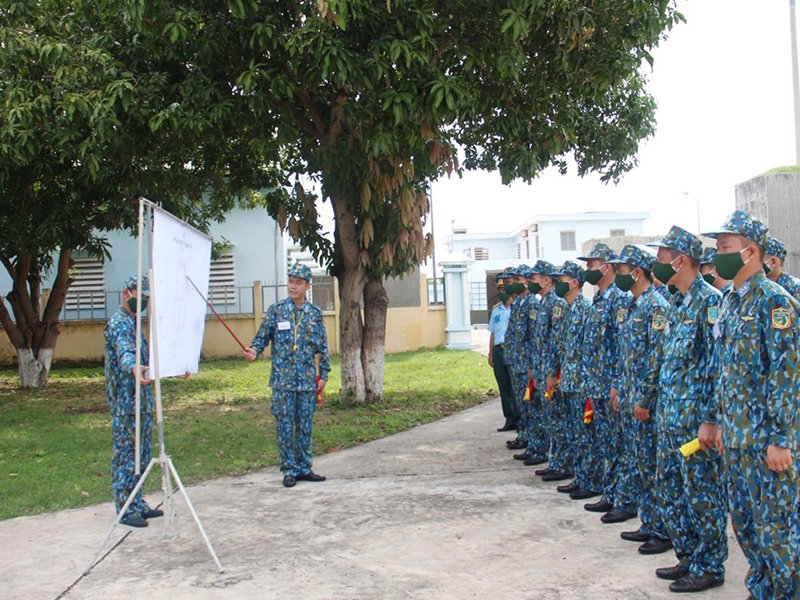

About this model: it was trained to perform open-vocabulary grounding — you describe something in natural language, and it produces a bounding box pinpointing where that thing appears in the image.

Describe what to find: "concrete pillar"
[439,252,474,350]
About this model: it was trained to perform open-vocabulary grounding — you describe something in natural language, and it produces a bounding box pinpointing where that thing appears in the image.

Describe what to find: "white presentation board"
[149,207,212,378]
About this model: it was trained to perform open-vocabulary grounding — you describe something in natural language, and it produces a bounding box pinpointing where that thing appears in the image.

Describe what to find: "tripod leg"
[166,457,224,572]
[84,457,158,575]
[158,454,177,534]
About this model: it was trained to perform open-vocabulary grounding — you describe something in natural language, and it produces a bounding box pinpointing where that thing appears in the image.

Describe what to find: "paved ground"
[1,330,749,600]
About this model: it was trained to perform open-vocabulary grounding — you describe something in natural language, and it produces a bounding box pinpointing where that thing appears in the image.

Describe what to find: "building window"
[209,252,236,304]
[610,228,626,237]
[66,255,105,311]
[473,247,489,261]
[560,231,576,252]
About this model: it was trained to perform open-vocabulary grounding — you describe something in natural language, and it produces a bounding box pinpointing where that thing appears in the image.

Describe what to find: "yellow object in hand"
[679,438,701,458]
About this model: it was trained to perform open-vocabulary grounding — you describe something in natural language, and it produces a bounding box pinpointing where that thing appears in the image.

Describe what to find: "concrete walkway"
[2,331,749,600]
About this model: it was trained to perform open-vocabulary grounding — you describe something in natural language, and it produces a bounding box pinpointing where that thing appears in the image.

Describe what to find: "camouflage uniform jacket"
[659,275,720,428]
[531,289,567,382]
[776,270,800,302]
[251,298,331,391]
[715,270,800,450]
[617,287,668,411]
[557,294,590,394]
[104,307,153,417]
[506,293,537,374]
[581,284,630,399]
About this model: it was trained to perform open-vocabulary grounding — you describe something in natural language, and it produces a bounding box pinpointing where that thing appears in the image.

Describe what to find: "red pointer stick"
[186,276,247,352]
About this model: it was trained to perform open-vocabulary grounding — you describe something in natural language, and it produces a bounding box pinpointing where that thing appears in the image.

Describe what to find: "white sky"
[313,1,798,274]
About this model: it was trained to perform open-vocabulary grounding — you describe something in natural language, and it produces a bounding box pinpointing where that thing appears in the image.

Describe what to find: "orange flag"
[583,398,594,424]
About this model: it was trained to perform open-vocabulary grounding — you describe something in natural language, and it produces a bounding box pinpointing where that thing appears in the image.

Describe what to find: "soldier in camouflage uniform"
[700,247,730,292]
[608,245,672,553]
[577,243,631,516]
[764,236,800,301]
[706,211,800,600]
[527,260,568,478]
[104,275,163,528]
[246,263,330,488]
[649,226,728,593]
[552,262,600,500]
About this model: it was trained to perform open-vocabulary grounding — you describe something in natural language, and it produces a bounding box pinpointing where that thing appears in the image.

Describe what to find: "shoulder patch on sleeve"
[707,306,719,325]
[553,305,563,319]
[616,308,628,324]
[529,308,538,320]
[771,307,792,330]
[652,314,666,331]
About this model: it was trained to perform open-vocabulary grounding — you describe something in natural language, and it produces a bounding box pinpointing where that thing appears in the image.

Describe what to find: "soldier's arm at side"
[248,305,276,360]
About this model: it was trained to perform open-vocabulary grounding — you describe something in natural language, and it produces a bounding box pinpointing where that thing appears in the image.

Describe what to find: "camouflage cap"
[576,242,617,263]
[608,244,655,272]
[647,225,703,261]
[531,260,556,276]
[124,274,150,295]
[765,236,787,260]
[553,261,586,284]
[503,267,520,278]
[702,210,769,247]
[288,262,312,282]
[699,247,717,265]
[517,265,532,279]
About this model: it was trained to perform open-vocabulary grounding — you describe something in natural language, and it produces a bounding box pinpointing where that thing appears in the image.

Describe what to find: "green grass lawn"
[0,348,495,521]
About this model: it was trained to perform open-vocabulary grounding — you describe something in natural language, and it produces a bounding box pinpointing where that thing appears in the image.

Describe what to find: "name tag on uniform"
[278,320,291,331]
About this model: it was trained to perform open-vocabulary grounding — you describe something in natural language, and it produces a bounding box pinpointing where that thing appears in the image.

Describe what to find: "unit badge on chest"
[771,307,792,330]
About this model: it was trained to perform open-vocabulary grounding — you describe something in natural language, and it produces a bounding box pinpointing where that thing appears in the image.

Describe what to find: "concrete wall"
[0,274,446,366]
[735,172,800,277]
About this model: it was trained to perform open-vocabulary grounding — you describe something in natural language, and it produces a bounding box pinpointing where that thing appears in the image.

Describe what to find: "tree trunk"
[362,277,389,403]
[17,347,53,388]
[329,192,368,403]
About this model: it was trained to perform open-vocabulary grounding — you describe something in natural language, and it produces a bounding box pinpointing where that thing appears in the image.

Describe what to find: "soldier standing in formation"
[245,263,330,488]
[764,235,800,301]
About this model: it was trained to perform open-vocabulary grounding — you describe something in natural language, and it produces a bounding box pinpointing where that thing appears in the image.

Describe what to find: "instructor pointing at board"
[244,263,331,488]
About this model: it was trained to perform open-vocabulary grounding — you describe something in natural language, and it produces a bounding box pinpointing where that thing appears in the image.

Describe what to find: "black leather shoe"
[513,452,529,460]
[508,440,527,450]
[142,508,164,519]
[669,572,725,593]
[570,488,600,500]
[506,437,520,446]
[497,423,517,432]
[534,467,553,476]
[283,475,297,488]
[584,499,614,513]
[655,563,690,581]
[601,507,636,523]
[296,471,326,482]
[557,481,579,494]
[120,515,148,528]
[620,529,650,543]
[639,537,672,555]
[524,456,547,466]
[542,470,572,482]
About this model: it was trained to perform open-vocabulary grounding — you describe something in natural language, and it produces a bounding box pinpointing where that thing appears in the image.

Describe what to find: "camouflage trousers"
[657,433,728,578]
[568,393,602,492]
[726,447,800,600]
[610,407,640,515]
[633,415,667,539]
[272,390,317,477]
[509,371,530,445]
[110,410,154,518]
[593,396,624,505]
[512,374,549,460]
[544,386,572,474]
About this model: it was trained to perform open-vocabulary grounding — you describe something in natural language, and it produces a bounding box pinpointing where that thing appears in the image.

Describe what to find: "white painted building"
[441,211,649,284]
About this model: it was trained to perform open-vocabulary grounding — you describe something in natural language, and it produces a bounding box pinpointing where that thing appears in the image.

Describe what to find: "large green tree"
[114,0,681,402]
[0,1,287,386]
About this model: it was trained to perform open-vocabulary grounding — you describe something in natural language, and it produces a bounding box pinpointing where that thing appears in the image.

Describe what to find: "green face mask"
[715,249,749,280]
[614,273,636,293]
[584,269,603,285]
[527,281,542,294]
[652,259,678,285]
[127,297,148,313]
[702,273,716,286]
[763,261,772,275]
[554,281,571,298]
[668,284,678,295]
[505,282,525,295]
[498,292,511,303]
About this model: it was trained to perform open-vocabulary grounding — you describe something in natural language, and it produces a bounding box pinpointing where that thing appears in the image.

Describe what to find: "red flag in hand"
[583,398,594,424]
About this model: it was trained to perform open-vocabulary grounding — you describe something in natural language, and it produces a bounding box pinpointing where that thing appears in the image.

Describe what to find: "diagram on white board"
[149,208,212,378]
